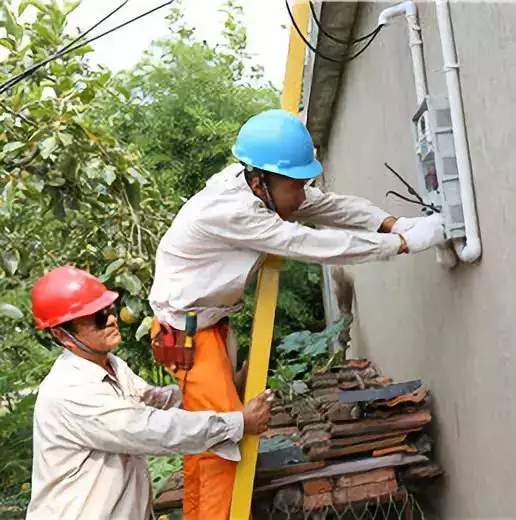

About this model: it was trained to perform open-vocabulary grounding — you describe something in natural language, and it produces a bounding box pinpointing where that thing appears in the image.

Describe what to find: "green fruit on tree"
[103,246,117,261]
[128,257,146,271]
[120,306,138,324]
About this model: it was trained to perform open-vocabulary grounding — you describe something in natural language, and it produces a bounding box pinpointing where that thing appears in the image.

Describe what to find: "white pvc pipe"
[436,0,481,263]
[378,1,415,26]
[378,2,426,105]
[406,10,427,104]
[378,2,458,268]
[407,5,457,269]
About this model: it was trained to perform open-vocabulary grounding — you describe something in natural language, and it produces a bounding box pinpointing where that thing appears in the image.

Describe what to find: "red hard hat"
[31,265,119,329]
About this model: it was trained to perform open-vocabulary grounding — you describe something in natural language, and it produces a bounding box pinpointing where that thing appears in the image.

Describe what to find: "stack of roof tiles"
[253,358,442,515]
[154,358,442,518]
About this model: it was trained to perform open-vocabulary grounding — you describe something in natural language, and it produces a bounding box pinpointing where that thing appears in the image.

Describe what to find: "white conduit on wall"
[320,0,482,320]
[378,0,481,265]
[435,0,481,263]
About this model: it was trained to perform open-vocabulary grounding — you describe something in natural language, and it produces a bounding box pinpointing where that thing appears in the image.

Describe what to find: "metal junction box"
[412,96,466,239]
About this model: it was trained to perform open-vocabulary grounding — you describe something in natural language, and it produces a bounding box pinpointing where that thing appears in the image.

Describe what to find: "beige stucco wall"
[321,2,516,518]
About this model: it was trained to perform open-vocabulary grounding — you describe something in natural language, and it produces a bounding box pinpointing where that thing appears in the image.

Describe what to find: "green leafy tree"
[0,0,168,375]
[0,0,165,509]
[98,1,278,204]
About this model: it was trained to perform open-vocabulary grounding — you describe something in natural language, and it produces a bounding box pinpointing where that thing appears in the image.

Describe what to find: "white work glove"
[391,216,428,234]
[399,213,446,253]
[142,384,182,410]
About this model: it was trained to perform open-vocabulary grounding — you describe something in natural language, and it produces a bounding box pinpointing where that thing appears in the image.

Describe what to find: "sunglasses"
[94,305,117,329]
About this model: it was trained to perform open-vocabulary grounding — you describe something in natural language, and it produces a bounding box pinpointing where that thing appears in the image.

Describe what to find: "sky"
[67,0,291,88]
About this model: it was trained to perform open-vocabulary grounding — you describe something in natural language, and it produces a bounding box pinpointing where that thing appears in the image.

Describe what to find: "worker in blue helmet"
[149,109,445,520]
[232,109,324,219]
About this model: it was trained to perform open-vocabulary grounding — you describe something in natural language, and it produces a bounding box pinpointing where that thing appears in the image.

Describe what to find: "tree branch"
[0,100,37,127]
[11,147,40,168]
[122,185,143,257]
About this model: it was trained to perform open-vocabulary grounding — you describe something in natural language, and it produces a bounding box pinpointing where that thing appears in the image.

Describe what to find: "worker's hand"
[378,216,398,233]
[142,385,182,410]
[401,214,446,253]
[242,389,274,435]
[391,216,427,234]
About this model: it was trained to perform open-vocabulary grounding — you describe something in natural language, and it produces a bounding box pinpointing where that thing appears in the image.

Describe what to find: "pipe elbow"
[378,1,416,26]
[453,237,481,263]
[403,1,417,17]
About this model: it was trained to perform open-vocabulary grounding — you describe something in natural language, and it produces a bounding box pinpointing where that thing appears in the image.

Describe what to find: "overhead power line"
[308,1,379,45]
[285,0,383,65]
[0,1,176,95]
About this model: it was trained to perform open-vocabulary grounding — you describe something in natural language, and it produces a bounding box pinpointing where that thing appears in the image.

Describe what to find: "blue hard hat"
[232,109,323,180]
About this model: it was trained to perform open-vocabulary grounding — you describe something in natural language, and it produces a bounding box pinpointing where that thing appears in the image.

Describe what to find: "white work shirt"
[150,163,401,330]
[27,349,243,520]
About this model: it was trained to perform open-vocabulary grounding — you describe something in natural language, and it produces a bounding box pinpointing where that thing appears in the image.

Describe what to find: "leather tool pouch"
[150,318,195,371]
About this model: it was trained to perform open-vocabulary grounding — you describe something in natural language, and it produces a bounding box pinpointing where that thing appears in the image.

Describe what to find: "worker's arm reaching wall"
[205,198,402,264]
[293,186,393,232]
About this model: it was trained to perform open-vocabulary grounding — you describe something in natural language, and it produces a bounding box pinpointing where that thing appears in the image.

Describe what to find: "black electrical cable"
[386,190,441,213]
[308,1,379,45]
[353,26,382,44]
[384,162,441,214]
[285,0,340,63]
[347,26,382,62]
[0,0,129,94]
[51,1,176,62]
[0,0,175,95]
[384,162,423,201]
[284,0,382,65]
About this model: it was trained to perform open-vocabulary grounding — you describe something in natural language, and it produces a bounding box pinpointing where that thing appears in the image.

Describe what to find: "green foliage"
[148,455,182,499]
[0,485,31,519]
[268,315,353,400]
[0,287,57,513]
[231,261,326,366]
[0,0,207,386]
[96,0,278,205]
[0,0,165,508]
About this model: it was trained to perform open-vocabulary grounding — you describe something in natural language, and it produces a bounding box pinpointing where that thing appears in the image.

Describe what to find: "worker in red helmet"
[27,265,272,520]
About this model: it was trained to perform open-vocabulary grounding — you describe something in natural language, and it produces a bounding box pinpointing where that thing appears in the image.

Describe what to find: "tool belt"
[150,316,229,372]
[150,319,194,371]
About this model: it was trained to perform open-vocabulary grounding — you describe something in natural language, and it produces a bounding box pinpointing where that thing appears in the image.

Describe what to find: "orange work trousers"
[175,324,248,520]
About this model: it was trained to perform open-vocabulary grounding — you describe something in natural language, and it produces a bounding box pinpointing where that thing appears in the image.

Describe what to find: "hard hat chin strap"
[259,172,277,213]
[244,164,277,212]
[58,327,108,356]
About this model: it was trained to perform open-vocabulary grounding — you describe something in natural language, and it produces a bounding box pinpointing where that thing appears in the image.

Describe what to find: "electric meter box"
[412,96,466,239]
